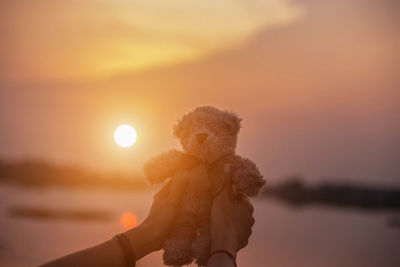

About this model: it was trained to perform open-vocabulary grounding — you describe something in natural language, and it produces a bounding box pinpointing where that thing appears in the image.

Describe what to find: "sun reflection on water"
[120,211,138,229]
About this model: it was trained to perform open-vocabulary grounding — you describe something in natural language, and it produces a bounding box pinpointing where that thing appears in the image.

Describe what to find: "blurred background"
[0,0,399,266]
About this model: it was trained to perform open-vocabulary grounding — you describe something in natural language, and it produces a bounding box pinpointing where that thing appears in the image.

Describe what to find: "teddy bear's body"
[144,106,265,266]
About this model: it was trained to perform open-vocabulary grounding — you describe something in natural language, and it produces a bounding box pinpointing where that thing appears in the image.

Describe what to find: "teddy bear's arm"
[143,149,186,184]
[228,155,266,197]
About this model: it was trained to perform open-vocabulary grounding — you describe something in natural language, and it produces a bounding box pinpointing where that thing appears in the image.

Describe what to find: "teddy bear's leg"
[163,214,197,266]
[192,222,211,266]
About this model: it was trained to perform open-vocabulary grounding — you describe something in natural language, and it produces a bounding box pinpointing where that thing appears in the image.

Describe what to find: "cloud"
[0,0,302,83]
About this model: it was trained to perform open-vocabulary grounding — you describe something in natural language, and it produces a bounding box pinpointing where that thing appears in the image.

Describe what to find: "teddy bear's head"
[173,106,241,163]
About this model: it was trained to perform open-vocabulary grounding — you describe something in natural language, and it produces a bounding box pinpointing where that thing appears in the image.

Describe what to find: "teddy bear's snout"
[196,133,208,144]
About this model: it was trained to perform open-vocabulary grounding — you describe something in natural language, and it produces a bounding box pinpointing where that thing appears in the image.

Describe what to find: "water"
[0,186,398,267]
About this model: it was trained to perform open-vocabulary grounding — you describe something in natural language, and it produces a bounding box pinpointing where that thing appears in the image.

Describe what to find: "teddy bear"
[143,106,265,266]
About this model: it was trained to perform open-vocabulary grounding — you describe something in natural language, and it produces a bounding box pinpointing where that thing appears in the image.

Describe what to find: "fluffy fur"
[143,106,265,266]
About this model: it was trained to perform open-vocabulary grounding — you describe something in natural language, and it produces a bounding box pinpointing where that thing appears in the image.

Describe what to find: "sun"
[114,124,137,148]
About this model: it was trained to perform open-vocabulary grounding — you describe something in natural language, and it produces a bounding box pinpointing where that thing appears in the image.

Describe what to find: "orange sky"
[0,0,399,186]
[0,0,302,82]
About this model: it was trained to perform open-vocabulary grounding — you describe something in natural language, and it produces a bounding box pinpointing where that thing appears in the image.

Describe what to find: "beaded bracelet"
[207,249,238,267]
[113,233,136,267]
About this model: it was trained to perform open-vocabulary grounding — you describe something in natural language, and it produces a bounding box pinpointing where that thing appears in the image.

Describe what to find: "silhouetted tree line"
[0,160,148,190]
[263,175,400,211]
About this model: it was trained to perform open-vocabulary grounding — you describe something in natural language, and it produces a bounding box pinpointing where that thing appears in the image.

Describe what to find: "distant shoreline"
[0,160,149,191]
[263,178,400,211]
[7,206,113,222]
[1,160,399,211]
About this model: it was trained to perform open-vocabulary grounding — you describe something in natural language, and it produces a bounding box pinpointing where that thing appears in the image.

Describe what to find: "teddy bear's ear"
[224,112,242,135]
[173,114,187,138]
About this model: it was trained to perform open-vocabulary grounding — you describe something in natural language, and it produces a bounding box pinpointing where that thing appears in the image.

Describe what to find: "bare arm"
[40,225,156,267]
[41,173,188,267]
[207,180,255,267]
[208,253,237,267]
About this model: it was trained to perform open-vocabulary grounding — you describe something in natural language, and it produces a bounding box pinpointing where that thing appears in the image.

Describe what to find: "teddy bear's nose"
[196,133,208,144]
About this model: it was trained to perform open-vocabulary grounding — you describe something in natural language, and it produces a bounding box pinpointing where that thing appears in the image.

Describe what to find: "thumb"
[215,178,241,204]
[217,177,233,198]
[168,171,188,205]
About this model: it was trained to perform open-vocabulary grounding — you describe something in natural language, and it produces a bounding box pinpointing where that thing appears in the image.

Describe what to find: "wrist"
[125,223,162,260]
[211,235,238,257]
[208,250,237,267]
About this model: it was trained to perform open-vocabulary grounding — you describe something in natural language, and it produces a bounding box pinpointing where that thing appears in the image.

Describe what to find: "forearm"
[207,252,237,267]
[41,224,159,267]
[208,233,238,267]
[40,239,125,267]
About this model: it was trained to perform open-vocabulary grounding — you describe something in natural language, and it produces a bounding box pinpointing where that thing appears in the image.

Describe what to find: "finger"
[245,229,252,240]
[248,222,254,234]
[232,192,246,204]
[226,182,247,205]
[214,178,236,204]
[250,216,255,227]
[241,238,249,249]
[228,184,237,202]
[212,175,227,197]
[216,177,233,197]
[240,197,254,214]
[167,172,189,205]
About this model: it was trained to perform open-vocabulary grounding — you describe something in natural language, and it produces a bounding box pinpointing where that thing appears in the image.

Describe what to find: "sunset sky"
[0,0,399,186]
